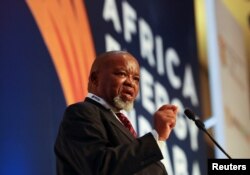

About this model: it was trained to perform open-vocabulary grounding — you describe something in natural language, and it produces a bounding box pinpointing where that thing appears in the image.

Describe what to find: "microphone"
[184,108,232,159]
[184,109,205,130]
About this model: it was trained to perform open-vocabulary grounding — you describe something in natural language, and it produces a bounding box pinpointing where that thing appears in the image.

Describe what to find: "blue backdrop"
[0,0,206,175]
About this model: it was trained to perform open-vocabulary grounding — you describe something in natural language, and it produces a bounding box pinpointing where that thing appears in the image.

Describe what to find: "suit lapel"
[85,98,135,141]
[103,109,135,141]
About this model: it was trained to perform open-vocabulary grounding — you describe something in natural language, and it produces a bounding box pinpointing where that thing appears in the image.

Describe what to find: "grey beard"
[113,96,134,111]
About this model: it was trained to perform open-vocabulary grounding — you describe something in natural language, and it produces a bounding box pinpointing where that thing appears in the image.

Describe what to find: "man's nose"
[124,76,134,87]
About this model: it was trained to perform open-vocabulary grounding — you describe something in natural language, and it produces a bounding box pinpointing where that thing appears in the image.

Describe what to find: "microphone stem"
[184,109,232,159]
[198,123,232,159]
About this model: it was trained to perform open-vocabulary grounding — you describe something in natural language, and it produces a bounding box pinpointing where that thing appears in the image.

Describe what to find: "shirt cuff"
[151,129,166,152]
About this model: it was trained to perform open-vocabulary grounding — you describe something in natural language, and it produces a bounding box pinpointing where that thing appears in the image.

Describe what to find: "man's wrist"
[151,130,166,150]
[151,129,159,140]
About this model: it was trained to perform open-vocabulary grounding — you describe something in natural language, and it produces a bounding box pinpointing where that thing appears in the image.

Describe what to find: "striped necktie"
[116,112,137,138]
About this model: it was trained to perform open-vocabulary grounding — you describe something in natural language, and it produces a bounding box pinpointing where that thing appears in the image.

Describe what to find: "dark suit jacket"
[54,98,167,175]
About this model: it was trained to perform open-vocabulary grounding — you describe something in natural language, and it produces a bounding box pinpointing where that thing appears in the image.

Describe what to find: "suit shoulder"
[66,100,95,112]
[64,100,104,120]
[66,101,93,110]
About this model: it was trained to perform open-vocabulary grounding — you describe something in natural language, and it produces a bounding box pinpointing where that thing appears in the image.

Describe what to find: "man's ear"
[90,71,98,86]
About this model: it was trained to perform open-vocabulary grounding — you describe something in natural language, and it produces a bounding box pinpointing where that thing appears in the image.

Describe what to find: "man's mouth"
[120,89,134,100]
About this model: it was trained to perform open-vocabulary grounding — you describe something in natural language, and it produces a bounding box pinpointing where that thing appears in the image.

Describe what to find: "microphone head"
[184,108,196,120]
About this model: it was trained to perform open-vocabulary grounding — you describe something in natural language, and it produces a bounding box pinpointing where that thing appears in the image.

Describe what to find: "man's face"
[95,53,140,110]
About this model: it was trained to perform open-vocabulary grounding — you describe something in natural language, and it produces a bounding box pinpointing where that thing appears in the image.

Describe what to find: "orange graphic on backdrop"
[26,0,95,105]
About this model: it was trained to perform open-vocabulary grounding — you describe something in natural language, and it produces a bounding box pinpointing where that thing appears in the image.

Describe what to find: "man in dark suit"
[54,51,178,175]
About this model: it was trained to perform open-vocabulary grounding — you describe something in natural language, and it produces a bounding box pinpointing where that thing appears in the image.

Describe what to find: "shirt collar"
[87,93,120,112]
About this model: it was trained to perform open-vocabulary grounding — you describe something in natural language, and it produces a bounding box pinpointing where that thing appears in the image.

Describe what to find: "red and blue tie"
[116,112,137,138]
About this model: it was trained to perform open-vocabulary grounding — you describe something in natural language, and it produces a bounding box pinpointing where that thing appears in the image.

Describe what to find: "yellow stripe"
[26,0,95,105]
